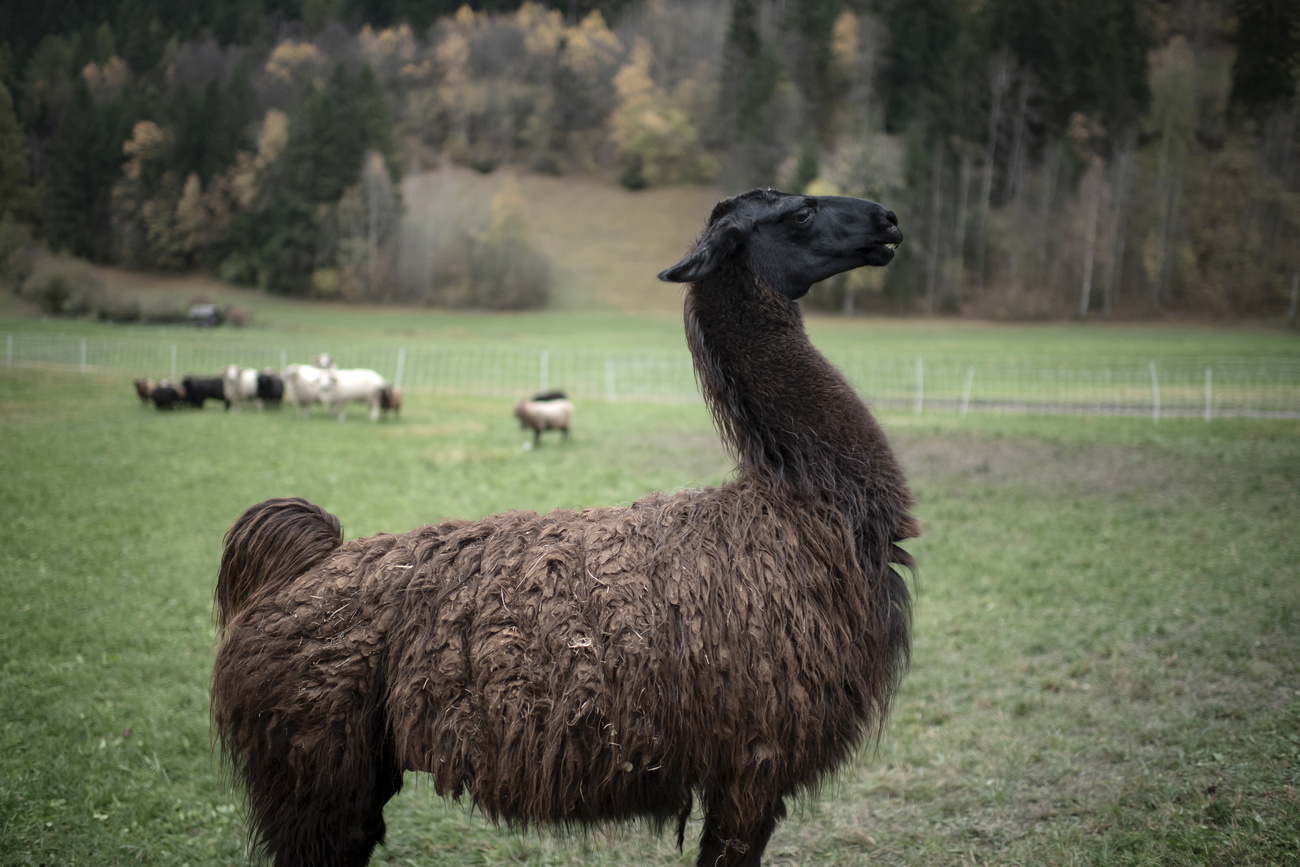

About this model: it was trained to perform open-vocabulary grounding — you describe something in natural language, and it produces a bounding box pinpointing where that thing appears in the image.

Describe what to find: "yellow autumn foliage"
[610,39,716,187]
[264,40,328,86]
[561,11,622,78]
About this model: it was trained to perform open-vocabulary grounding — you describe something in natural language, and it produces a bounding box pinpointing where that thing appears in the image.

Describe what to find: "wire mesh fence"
[6,332,1300,419]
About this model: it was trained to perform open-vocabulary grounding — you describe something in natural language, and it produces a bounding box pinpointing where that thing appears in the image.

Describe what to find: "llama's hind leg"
[696,795,786,867]
[241,720,403,867]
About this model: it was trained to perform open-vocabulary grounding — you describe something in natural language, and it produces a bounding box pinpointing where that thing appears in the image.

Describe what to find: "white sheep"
[513,396,573,446]
[281,364,329,419]
[319,367,387,422]
[220,364,260,411]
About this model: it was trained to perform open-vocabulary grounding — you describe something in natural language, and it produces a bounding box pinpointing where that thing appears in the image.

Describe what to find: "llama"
[212,189,915,867]
[513,394,574,446]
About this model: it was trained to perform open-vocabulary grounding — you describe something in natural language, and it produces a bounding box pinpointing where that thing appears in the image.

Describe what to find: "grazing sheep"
[513,395,574,446]
[319,367,387,422]
[221,365,260,411]
[256,371,284,408]
[133,378,154,405]
[280,364,328,418]
[378,384,402,420]
[149,380,183,410]
[212,189,915,867]
[180,376,226,409]
[530,389,569,402]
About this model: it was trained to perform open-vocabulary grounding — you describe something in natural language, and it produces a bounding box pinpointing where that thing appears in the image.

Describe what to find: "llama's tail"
[214,497,343,632]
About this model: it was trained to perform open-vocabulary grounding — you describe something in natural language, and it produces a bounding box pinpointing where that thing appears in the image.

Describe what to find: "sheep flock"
[133,358,568,439]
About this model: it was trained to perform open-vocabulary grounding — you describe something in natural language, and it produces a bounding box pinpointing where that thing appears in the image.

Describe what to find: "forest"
[0,0,1297,318]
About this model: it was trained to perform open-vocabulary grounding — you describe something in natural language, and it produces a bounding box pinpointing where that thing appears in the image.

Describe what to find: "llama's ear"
[658,218,750,283]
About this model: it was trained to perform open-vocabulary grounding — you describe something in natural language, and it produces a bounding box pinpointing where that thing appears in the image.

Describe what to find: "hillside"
[400,168,722,314]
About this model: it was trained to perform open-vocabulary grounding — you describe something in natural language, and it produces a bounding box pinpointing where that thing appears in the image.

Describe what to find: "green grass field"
[1,303,1298,866]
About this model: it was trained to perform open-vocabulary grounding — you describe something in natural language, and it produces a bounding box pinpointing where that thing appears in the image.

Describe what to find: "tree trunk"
[1039,140,1062,311]
[1102,131,1135,318]
[1155,159,1184,311]
[1288,270,1298,324]
[925,138,945,315]
[951,147,973,303]
[973,52,1011,292]
[1077,158,1104,319]
[1004,73,1032,202]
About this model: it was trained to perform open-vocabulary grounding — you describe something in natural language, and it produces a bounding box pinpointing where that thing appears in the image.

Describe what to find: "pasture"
[0,311,1297,866]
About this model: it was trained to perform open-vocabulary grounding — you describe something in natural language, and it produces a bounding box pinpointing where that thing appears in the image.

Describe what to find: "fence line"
[5,332,1300,419]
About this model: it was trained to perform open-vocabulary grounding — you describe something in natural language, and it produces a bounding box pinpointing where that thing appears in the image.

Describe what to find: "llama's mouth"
[862,244,897,266]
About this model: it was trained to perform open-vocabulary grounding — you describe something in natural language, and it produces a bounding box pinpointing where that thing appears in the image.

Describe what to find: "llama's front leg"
[696,795,786,867]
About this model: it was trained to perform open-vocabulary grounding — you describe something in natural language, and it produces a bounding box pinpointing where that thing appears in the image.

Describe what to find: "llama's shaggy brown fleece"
[212,188,916,867]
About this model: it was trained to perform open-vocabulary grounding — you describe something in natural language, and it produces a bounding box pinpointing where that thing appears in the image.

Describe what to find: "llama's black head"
[658,188,903,300]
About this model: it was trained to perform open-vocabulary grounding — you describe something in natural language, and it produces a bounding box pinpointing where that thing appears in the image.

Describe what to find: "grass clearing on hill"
[1,360,1296,866]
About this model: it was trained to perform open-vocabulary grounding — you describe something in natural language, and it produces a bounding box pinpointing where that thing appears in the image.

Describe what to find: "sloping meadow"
[0,368,1295,865]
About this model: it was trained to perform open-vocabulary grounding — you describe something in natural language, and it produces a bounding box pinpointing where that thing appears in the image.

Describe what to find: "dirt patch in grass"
[895,430,1193,500]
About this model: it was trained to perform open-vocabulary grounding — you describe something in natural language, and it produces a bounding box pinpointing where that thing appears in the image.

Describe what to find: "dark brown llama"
[211,188,916,867]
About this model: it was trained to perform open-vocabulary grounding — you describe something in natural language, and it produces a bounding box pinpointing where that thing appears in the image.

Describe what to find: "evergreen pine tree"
[1230,0,1300,118]
[43,82,141,260]
[881,0,961,134]
[783,0,841,140]
[0,82,35,220]
[253,62,396,295]
[719,0,781,144]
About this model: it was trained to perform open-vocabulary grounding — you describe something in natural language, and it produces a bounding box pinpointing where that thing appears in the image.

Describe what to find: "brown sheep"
[211,188,916,867]
[378,384,402,420]
[133,377,154,405]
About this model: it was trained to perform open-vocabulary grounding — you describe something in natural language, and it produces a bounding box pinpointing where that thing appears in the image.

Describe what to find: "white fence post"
[539,350,549,393]
[80,338,87,374]
[395,348,406,388]
[170,344,178,381]
[961,366,975,417]
[5,334,11,368]
[605,359,617,403]
[1149,360,1160,421]
[914,357,924,415]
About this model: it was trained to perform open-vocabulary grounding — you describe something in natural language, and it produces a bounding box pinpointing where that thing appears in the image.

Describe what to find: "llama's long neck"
[686,260,916,733]
[684,263,917,555]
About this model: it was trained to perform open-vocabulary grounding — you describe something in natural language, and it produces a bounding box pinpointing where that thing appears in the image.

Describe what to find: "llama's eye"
[791,209,814,225]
